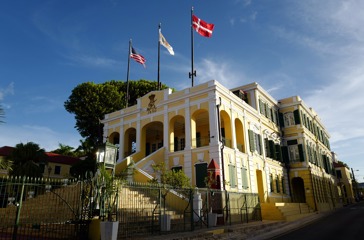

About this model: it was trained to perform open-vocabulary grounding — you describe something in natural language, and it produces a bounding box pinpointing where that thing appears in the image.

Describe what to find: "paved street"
[273,202,364,240]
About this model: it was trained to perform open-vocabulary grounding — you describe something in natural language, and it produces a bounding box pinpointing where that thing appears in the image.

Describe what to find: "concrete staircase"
[119,186,183,221]
[261,202,315,221]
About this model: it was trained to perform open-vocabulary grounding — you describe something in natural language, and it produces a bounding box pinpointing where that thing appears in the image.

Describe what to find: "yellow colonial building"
[333,155,355,205]
[101,80,340,215]
[278,96,340,212]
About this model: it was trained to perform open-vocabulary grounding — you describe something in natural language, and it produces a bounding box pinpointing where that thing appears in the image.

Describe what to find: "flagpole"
[126,39,131,107]
[189,6,196,87]
[157,23,161,90]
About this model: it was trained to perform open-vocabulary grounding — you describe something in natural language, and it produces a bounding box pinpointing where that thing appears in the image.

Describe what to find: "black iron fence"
[0,176,261,239]
[0,176,92,240]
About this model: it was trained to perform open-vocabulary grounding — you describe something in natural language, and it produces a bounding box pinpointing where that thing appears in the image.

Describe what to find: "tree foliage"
[0,103,4,124]
[51,143,76,157]
[0,158,12,171]
[70,157,96,178]
[150,162,191,189]
[64,80,169,147]
[8,142,46,177]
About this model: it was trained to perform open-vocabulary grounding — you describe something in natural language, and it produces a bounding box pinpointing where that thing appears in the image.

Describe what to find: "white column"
[164,105,169,150]
[184,99,192,180]
[136,113,141,152]
[118,124,124,162]
[209,98,220,146]
[230,106,237,149]
[185,99,191,150]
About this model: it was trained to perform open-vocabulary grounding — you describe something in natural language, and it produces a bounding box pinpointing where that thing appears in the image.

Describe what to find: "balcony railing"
[192,136,210,148]
[222,137,232,148]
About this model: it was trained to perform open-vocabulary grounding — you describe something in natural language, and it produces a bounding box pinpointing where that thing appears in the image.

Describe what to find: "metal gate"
[0,176,92,240]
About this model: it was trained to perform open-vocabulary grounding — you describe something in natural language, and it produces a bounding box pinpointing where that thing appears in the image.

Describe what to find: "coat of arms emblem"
[147,94,157,114]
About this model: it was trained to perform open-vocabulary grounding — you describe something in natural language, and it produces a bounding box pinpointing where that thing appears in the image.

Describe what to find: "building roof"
[44,152,80,165]
[0,146,14,157]
[0,146,80,165]
[333,162,347,168]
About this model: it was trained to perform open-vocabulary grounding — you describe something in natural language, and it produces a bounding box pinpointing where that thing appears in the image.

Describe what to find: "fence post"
[190,188,194,231]
[245,194,248,223]
[12,176,26,240]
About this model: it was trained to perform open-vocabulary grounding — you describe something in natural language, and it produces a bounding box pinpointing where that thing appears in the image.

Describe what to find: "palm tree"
[75,139,95,156]
[9,142,46,177]
[0,158,12,171]
[0,104,4,124]
[51,143,76,157]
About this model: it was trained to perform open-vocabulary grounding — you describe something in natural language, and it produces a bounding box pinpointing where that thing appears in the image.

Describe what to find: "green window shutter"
[276,176,280,193]
[257,134,262,155]
[273,109,278,124]
[307,146,311,163]
[259,99,264,114]
[293,110,301,125]
[298,144,305,162]
[264,138,270,157]
[275,144,282,162]
[279,112,284,128]
[229,165,236,187]
[195,163,208,188]
[269,140,275,159]
[248,130,255,152]
[241,168,249,189]
[282,177,285,193]
[282,146,289,164]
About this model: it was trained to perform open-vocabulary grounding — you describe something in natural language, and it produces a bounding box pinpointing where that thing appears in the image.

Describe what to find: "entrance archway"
[291,177,306,203]
[256,170,264,203]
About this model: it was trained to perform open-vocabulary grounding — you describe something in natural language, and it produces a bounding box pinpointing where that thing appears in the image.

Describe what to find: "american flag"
[130,47,146,67]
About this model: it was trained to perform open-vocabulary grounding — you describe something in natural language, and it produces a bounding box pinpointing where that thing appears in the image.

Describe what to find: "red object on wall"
[207,159,221,189]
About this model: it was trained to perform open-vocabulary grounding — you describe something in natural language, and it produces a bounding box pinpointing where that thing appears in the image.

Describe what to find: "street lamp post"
[351,168,359,202]
[95,141,119,240]
[96,141,118,175]
[95,141,118,219]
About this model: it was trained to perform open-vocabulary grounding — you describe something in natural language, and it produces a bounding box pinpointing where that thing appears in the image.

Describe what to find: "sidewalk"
[143,212,326,240]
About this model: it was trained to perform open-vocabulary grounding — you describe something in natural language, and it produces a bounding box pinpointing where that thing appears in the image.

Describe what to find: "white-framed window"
[284,112,295,127]
[288,145,300,162]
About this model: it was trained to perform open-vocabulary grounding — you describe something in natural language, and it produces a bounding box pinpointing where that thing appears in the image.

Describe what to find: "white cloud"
[195,58,248,89]
[275,1,364,171]
[279,1,364,145]
[63,54,120,69]
[0,124,80,151]
[305,66,364,142]
[0,82,15,100]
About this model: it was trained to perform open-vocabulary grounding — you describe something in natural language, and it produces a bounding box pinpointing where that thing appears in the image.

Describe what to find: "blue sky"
[1,0,363,180]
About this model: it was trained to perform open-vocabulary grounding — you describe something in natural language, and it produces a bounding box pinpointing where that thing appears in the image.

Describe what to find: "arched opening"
[235,118,245,152]
[124,128,136,158]
[108,132,120,146]
[191,110,209,148]
[291,177,306,203]
[109,131,120,160]
[142,122,163,156]
[256,170,265,203]
[220,111,232,148]
[170,115,185,152]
